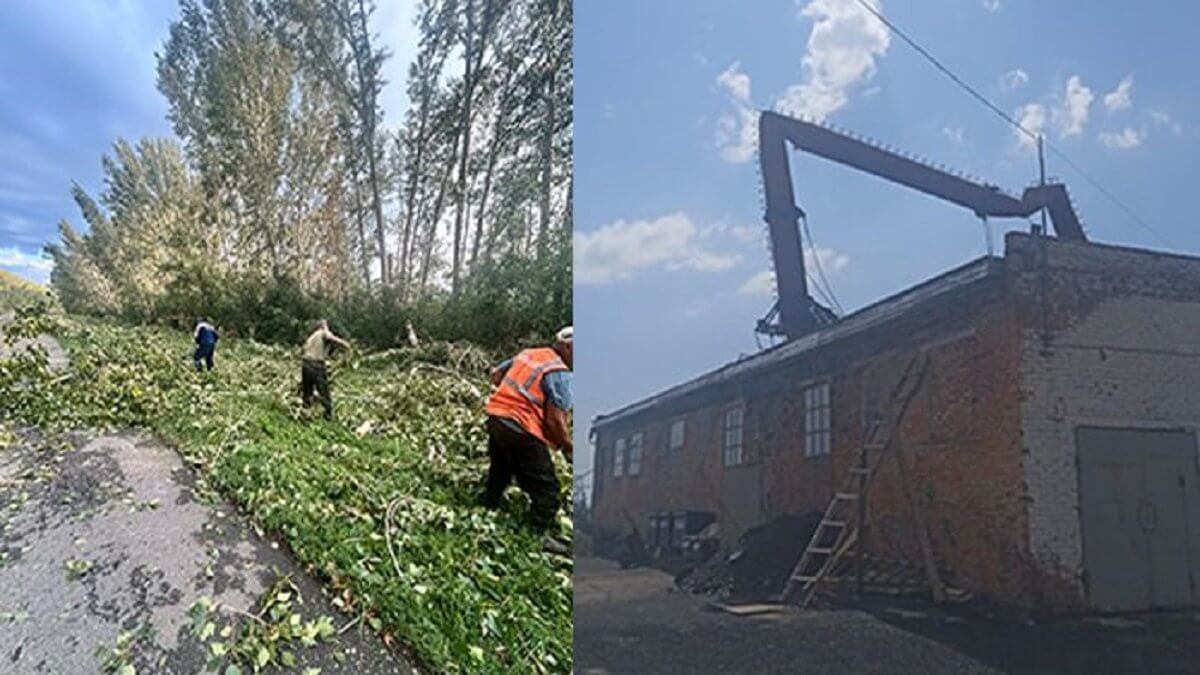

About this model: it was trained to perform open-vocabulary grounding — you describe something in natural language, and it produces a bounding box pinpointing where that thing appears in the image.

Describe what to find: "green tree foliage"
[45,0,571,351]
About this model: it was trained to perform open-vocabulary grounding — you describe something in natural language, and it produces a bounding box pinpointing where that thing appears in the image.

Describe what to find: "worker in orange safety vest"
[481,326,573,555]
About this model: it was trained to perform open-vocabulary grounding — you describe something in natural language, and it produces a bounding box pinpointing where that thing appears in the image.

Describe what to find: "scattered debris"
[710,602,787,617]
[95,623,156,675]
[884,608,928,620]
[187,576,336,674]
[679,513,822,601]
[63,557,93,580]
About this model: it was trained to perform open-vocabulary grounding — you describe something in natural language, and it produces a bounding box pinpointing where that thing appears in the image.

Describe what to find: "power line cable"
[801,214,845,315]
[853,0,1170,248]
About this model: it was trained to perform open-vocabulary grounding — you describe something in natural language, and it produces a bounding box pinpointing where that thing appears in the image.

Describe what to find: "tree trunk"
[350,165,371,288]
[399,94,430,298]
[469,119,504,270]
[366,122,387,285]
[419,126,461,290]
[537,65,555,259]
[450,0,475,296]
[537,0,561,260]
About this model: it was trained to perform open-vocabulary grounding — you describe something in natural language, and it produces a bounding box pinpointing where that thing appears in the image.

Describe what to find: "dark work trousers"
[301,359,332,419]
[483,416,560,531]
[194,344,215,372]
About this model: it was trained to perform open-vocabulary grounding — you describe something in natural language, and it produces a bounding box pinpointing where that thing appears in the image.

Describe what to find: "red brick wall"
[833,301,1033,604]
[592,264,1034,606]
[593,235,1200,609]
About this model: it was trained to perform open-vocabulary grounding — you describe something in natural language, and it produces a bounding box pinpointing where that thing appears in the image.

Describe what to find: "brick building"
[590,232,1200,611]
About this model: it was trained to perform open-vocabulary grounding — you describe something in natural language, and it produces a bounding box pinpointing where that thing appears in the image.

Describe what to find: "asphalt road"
[0,326,411,673]
[574,557,998,675]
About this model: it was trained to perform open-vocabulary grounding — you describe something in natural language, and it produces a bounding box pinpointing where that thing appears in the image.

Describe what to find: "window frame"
[627,432,644,476]
[803,380,832,458]
[613,437,626,477]
[668,418,686,452]
[722,405,746,467]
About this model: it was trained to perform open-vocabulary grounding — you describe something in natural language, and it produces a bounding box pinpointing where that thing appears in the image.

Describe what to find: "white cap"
[555,326,573,344]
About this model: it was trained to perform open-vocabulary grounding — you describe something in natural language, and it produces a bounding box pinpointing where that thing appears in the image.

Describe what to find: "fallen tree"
[0,306,572,674]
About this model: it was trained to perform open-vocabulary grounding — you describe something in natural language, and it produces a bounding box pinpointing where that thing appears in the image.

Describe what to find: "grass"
[0,306,572,673]
[0,270,46,313]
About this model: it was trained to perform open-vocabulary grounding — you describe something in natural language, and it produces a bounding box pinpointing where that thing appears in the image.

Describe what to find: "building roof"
[593,254,1001,429]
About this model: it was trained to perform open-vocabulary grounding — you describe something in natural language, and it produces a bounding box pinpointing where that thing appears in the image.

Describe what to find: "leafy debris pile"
[188,576,333,674]
[0,310,572,673]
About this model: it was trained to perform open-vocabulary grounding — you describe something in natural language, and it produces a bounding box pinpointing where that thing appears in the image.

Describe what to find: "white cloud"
[981,0,1002,11]
[1000,69,1029,91]
[1098,127,1144,149]
[1150,109,1183,135]
[714,62,759,163]
[0,247,53,284]
[575,212,741,286]
[716,62,752,103]
[942,126,965,145]
[1014,102,1046,150]
[1103,74,1134,111]
[715,0,891,164]
[807,246,850,275]
[775,0,891,123]
[716,106,759,163]
[738,248,850,297]
[739,270,775,296]
[0,247,52,272]
[1052,75,1094,138]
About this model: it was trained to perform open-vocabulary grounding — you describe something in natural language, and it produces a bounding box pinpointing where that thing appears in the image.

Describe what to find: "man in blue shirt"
[193,317,219,372]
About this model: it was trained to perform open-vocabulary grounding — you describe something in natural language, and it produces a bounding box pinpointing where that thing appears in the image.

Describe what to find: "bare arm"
[543,404,573,461]
[489,367,504,387]
[327,331,351,350]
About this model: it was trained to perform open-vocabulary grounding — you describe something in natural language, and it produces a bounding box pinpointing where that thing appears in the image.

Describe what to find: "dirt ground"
[574,556,1200,675]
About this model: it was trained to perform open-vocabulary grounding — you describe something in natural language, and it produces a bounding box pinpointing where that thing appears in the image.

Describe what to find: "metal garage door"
[1077,427,1200,611]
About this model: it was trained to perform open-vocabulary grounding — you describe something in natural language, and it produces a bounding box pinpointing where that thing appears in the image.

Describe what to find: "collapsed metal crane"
[757,110,1087,341]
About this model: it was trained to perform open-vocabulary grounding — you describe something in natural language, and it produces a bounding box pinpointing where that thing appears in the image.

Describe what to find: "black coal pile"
[677,512,823,602]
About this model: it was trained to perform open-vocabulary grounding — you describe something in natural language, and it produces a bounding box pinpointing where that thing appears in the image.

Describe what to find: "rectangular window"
[669,419,686,451]
[672,511,687,550]
[613,437,626,477]
[627,433,643,476]
[723,406,745,467]
[804,382,832,457]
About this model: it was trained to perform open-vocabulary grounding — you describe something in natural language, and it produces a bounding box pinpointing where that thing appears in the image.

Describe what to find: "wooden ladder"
[779,351,933,607]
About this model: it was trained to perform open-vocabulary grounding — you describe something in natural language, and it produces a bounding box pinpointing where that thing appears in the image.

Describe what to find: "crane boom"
[758,110,1086,340]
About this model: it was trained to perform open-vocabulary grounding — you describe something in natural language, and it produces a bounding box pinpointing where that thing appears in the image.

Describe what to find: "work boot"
[541,534,570,557]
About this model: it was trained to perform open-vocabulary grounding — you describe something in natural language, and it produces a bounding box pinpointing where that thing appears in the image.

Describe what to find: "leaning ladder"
[779,352,933,607]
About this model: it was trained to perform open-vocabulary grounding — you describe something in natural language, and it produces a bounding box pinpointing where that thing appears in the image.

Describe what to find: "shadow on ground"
[853,593,1200,675]
[575,555,1200,675]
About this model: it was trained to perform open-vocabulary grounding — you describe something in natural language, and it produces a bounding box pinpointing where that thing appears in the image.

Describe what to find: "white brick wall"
[1020,296,1200,597]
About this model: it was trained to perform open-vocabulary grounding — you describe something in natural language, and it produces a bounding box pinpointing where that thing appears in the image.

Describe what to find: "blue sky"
[573,0,1200,488]
[0,1,419,284]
